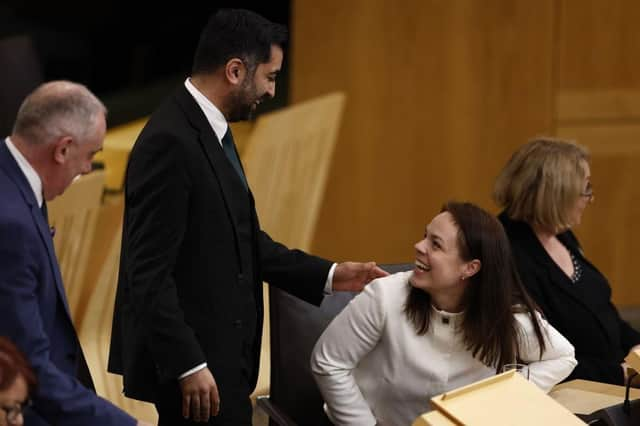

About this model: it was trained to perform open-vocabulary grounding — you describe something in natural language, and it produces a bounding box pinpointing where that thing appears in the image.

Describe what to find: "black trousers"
[155,380,252,426]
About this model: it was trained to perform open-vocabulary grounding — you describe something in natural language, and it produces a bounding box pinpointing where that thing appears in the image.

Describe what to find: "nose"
[266,82,276,99]
[414,238,427,254]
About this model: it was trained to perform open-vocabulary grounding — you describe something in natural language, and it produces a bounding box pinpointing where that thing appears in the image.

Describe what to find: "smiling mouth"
[415,259,431,272]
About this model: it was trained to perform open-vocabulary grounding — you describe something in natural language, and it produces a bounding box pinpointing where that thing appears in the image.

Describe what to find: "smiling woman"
[310,201,577,426]
[0,337,36,426]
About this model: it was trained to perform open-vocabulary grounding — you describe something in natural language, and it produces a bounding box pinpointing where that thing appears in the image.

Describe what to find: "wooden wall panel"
[556,0,640,90]
[290,0,554,262]
[555,0,640,305]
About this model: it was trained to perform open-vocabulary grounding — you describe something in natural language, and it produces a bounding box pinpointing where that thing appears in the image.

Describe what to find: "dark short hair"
[192,8,288,75]
[0,336,36,393]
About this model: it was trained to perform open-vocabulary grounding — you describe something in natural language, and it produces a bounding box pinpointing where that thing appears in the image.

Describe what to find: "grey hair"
[12,80,107,145]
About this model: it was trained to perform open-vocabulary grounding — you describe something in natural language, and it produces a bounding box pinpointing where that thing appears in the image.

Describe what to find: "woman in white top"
[311,201,577,426]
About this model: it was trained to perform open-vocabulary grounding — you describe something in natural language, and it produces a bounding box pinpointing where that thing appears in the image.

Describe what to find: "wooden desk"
[549,379,640,415]
[414,379,640,425]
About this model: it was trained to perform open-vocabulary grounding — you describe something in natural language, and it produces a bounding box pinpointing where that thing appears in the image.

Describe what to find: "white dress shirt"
[311,271,577,426]
[5,137,43,207]
[180,79,336,379]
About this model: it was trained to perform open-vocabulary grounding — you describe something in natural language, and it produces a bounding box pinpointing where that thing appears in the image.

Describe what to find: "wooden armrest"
[256,396,298,426]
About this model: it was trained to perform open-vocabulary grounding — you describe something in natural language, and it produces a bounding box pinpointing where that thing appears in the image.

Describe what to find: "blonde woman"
[495,137,640,385]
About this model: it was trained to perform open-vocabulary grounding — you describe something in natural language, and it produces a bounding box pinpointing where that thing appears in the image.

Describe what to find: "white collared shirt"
[184,78,227,147]
[179,78,336,380]
[5,137,43,207]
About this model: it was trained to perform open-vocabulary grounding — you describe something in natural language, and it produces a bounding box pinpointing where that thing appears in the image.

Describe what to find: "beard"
[226,79,264,122]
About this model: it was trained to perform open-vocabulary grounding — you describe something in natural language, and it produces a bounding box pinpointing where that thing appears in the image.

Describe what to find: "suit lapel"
[173,87,252,255]
[0,140,72,318]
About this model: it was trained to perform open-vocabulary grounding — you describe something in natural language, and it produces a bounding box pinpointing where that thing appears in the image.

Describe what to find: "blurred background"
[3,0,640,422]
[2,0,638,304]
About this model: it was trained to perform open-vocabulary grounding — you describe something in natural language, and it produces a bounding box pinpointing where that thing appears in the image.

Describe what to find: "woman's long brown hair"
[404,201,546,372]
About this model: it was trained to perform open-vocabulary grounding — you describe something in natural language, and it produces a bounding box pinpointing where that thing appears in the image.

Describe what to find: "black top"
[499,212,640,385]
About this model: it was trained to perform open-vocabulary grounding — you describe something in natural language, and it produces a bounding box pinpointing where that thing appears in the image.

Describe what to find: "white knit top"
[311,271,577,426]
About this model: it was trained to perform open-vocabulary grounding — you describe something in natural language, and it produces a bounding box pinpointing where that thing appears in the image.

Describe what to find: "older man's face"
[45,114,105,201]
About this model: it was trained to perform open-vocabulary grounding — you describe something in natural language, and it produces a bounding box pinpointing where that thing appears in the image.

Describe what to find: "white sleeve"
[310,281,386,426]
[515,311,577,392]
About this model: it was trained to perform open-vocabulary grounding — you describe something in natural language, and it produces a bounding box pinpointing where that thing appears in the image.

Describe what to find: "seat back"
[241,92,346,398]
[268,263,413,425]
[47,170,104,325]
[77,195,158,423]
[243,92,345,249]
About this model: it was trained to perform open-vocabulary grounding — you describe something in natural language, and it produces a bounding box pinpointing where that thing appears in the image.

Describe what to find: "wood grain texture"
[48,170,104,326]
[291,0,554,262]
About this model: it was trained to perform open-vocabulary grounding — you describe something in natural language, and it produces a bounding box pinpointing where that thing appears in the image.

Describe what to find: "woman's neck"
[430,292,464,313]
[532,224,556,248]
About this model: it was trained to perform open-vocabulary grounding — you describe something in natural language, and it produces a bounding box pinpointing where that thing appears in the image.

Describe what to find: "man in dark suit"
[108,8,387,426]
[0,81,150,425]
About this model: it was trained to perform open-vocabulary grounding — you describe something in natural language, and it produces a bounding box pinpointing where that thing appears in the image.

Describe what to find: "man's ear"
[52,136,73,164]
[225,58,246,85]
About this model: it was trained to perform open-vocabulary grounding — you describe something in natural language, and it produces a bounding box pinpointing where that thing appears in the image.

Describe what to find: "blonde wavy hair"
[493,137,590,233]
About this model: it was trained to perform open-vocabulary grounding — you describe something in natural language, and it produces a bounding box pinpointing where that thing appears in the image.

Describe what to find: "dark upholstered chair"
[257,263,413,426]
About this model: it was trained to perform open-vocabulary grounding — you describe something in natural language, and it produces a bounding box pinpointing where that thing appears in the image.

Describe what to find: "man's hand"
[137,421,154,426]
[179,367,220,422]
[332,261,389,292]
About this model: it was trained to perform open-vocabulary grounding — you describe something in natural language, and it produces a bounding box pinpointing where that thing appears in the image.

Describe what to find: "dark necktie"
[41,200,49,224]
[221,127,248,190]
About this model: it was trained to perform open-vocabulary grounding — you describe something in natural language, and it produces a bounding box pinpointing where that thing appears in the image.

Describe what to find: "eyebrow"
[425,226,445,246]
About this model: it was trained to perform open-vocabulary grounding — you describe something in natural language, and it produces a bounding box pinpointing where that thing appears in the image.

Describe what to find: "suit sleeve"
[123,132,205,381]
[0,220,135,425]
[310,281,385,426]
[258,230,332,306]
[618,310,640,353]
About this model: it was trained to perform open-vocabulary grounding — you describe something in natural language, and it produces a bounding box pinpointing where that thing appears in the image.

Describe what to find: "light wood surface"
[77,194,158,423]
[95,117,254,191]
[47,170,104,326]
[291,0,640,305]
[242,92,346,399]
[94,118,147,191]
[291,0,555,263]
[422,372,583,425]
[415,378,640,425]
[550,379,640,415]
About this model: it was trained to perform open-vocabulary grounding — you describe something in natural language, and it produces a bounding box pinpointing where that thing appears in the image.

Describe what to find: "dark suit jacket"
[499,212,640,385]
[108,86,332,412]
[0,140,134,426]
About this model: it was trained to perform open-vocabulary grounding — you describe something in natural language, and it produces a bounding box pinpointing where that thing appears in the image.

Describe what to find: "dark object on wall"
[0,34,43,137]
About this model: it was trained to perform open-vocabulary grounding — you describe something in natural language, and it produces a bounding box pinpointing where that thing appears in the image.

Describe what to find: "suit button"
[238,273,244,284]
[234,320,243,328]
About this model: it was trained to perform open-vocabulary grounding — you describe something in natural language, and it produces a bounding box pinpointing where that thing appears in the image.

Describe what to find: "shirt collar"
[5,137,43,207]
[184,78,227,146]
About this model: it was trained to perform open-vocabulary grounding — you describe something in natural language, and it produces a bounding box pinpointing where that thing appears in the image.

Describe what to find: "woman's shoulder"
[363,270,413,301]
